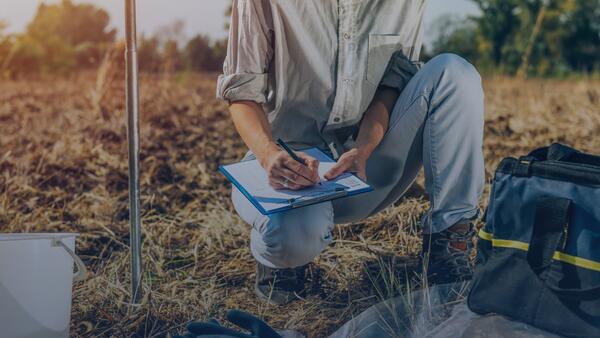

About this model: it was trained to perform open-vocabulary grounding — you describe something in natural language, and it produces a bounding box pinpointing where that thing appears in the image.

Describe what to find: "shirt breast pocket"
[366,34,405,86]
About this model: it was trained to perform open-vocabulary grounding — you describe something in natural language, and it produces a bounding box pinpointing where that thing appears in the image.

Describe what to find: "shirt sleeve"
[378,51,421,92]
[216,0,274,103]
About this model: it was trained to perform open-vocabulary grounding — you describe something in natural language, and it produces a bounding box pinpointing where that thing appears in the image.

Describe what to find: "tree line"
[0,0,226,78]
[0,0,598,78]
[430,0,600,76]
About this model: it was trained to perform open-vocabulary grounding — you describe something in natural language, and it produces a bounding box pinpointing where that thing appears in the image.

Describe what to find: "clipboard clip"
[288,187,348,208]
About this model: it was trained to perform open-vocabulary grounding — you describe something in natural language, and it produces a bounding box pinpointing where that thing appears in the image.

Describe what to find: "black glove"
[175,309,282,338]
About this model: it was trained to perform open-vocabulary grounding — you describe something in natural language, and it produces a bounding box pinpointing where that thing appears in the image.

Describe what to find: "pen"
[276,138,321,185]
[276,138,305,164]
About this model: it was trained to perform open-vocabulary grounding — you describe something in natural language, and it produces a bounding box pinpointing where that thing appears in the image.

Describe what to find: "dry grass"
[0,71,599,337]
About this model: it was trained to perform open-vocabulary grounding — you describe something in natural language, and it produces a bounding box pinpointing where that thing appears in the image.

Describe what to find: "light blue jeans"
[232,54,485,269]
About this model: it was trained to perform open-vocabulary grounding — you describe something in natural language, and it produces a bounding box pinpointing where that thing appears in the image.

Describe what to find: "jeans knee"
[429,53,484,123]
[430,53,482,89]
[252,204,334,268]
[272,227,330,268]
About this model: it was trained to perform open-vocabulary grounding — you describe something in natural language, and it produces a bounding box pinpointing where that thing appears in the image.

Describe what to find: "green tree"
[183,34,226,72]
[513,0,573,76]
[561,0,600,72]
[5,0,115,76]
[430,15,482,65]
[26,0,116,69]
[471,0,522,68]
[27,0,115,47]
[184,35,213,71]
[456,0,599,75]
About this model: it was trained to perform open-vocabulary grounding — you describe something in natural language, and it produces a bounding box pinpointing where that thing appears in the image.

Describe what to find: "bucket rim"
[0,233,80,242]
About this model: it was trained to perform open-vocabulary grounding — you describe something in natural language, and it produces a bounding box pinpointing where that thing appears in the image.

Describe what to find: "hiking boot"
[255,262,306,305]
[421,222,476,285]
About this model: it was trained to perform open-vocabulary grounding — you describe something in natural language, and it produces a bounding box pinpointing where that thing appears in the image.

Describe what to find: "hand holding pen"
[276,139,322,187]
[262,138,320,190]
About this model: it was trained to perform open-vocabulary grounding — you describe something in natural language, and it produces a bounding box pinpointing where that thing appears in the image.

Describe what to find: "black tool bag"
[468,143,600,337]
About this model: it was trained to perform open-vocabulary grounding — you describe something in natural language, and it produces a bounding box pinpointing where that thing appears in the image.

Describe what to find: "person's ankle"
[255,262,306,305]
[420,221,476,285]
[447,222,472,233]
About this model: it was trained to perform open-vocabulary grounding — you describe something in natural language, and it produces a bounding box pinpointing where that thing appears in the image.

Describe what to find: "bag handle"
[527,143,600,167]
[528,197,600,301]
[527,143,578,162]
[527,198,571,271]
[52,238,88,282]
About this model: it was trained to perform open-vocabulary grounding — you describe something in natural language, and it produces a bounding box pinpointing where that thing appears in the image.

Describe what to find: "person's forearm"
[229,100,279,167]
[353,87,399,159]
[229,100,320,188]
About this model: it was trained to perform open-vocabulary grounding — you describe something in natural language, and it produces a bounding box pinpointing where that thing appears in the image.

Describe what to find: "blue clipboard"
[219,148,373,215]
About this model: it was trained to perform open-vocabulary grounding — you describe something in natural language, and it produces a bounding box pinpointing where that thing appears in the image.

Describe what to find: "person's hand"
[324,148,367,181]
[261,149,320,190]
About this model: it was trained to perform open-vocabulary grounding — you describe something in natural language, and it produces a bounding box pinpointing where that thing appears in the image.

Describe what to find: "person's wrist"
[257,142,281,168]
[353,145,372,163]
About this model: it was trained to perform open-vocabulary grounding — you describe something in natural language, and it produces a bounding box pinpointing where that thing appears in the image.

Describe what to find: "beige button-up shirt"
[217,0,427,155]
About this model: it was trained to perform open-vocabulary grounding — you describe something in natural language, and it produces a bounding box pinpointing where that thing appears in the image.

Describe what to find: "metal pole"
[125,0,142,304]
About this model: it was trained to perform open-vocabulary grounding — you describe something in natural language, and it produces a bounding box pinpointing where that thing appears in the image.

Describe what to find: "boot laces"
[433,226,475,278]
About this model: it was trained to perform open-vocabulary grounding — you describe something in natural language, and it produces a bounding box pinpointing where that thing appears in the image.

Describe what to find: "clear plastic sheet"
[195,282,561,338]
[327,282,563,338]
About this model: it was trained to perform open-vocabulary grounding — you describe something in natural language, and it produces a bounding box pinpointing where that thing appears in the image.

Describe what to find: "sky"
[0,0,480,46]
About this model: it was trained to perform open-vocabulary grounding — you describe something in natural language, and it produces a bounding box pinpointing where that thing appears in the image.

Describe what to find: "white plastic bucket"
[0,233,87,338]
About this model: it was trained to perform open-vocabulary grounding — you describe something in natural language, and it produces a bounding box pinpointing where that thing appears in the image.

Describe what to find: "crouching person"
[216,0,485,305]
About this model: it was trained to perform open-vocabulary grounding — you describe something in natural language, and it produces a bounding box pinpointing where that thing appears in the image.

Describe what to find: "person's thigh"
[333,64,439,224]
[332,104,426,224]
